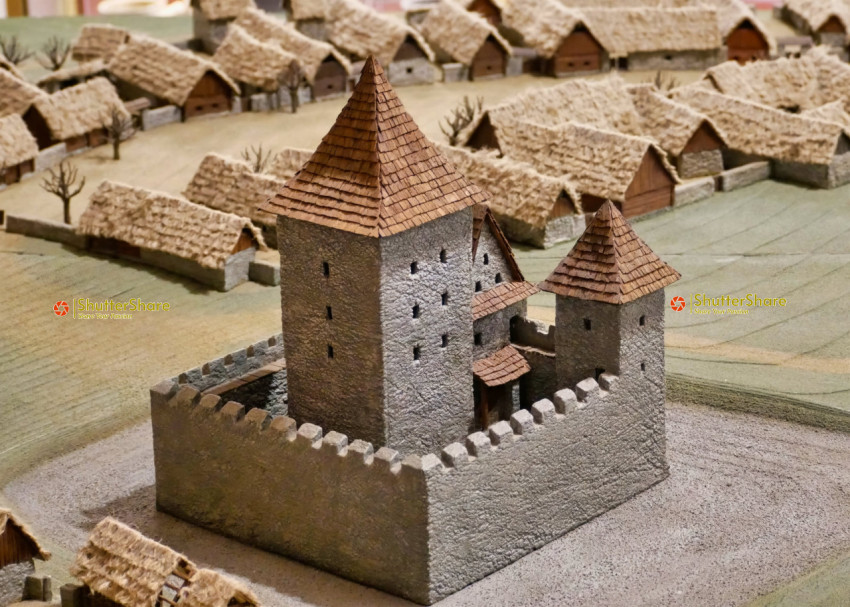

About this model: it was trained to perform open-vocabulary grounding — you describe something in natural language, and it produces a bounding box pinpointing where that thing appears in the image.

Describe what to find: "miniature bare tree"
[440,96,483,147]
[649,70,680,93]
[40,161,86,225]
[0,35,34,65]
[280,60,303,114]
[241,144,273,173]
[37,36,71,71]
[105,106,136,161]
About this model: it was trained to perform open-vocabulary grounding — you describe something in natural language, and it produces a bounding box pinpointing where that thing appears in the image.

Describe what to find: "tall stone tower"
[260,57,489,454]
[540,201,680,391]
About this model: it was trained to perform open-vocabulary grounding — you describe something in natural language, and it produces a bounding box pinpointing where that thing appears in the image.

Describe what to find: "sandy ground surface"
[5,402,850,607]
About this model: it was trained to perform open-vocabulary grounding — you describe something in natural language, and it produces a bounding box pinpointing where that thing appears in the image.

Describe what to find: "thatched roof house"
[107,35,238,117]
[697,0,775,61]
[79,181,264,270]
[72,518,258,607]
[0,70,46,118]
[0,509,50,605]
[495,119,678,218]
[499,0,585,58]
[420,0,511,74]
[802,100,850,129]
[782,0,850,41]
[672,87,850,176]
[441,145,583,247]
[213,25,298,92]
[72,23,130,63]
[233,8,351,97]
[0,114,38,182]
[324,0,435,66]
[36,59,108,93]
[266,147,313,180]
[287,0,326,21]
[26,77,128,150]
[0,56,24,80]
[196,0,252,21]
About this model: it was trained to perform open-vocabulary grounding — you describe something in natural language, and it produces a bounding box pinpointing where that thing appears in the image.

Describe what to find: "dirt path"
[6,402,850,607]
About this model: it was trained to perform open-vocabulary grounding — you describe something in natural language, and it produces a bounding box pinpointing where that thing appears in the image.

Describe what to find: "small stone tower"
[540,201,680,390]
[260,57,489,454]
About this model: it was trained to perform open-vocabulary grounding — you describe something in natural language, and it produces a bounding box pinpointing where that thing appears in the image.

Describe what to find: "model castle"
[150,57,680,604]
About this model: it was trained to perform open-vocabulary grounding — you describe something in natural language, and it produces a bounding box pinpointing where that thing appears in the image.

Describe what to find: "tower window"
[440,249,447,263]
[584,318,592,331]
[641,362,646,372]
[322,261,329,277]
[639,315,646,326]
[442,291,449,306]
[412,304,420,319]
[474,332,482,345]
[413,346,421,361]
[495,273,503,284]
[483,253,489,265]
[326,306,333,320]
[595,367,604,379]
[410,261,419,274]
[475,281,482,292]
[327,344,334,358]
[441,334,448,348]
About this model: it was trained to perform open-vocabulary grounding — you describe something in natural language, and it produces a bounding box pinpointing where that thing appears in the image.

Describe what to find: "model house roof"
[261,57,488,238]
[213,25,298,92]
[197,0,253,20]
[0,509,51,562]
[441,145,582,230]
[266,147,313,180]
[32,77,128,141]
[72,518,258,607]
[540,201,680,304]
[0,69,47,117]
[0,56,24,80]
[672,87,849,165]
[496,120,678,203]
[107,35,238,106]
[234,8,351,84]
[324,0,435,65]
[36,59,107,88]
[183,153,280,227]
[783,0,850,34]
[79,181,264,269]
[698,0,776,51]
[473,345,531,386]
[498,0,591,59]
[72,23,130,62]
[289,0,327,21]
[419,0,511,65]
[627,84,724,156]
[0,114,38,167]
[802,100,850,128]
[581,7,722,57]
[472,279,539,320]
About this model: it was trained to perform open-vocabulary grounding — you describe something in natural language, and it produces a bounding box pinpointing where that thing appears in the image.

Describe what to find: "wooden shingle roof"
[473,281,538,320]
[473,345,531,387]
[540,201,679,304]
[260,56,489,237]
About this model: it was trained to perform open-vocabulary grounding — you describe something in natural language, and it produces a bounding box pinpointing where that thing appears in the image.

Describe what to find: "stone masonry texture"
[0,561,34,606]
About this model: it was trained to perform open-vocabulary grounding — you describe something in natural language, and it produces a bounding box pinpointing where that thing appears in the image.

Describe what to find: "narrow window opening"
[322,261,329,277]
[483,253,489,265]
[595,367,604,380]
[413,346,421,360]
[326,306,333,320]
[474,332,482,345]
[584,318,592,331]
[495,273,503,284]
[641,362,646,372]
[442,291,449,306]
[440,249,447,263]
[441,334,448,348]
[639,315,646,326]
[412,304,420,318]
[475,281,482,292]
[410,261,418,274]
[327,344,334,358]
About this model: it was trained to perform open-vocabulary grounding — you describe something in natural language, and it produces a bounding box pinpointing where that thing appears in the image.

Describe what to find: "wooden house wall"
[622,148,674,217]
[313,57,347,99]
[183,71,233,119]
[727,21,769,63]
[550,26,604,75]
[0,522,39,568]
[471,36,507,79]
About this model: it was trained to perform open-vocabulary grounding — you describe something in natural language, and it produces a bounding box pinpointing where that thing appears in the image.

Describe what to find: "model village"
[1,0,850,606]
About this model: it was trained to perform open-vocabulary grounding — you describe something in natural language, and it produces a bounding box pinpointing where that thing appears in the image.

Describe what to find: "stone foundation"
[0,561,33,606]
[5,214,88,248]
[675,177,716,207]
[140,105,181,131]
[773,152,850,189]
[626,48,724,71]
[719,161,770,191]
[677,149,723,179]
[441,63,469,83]
[35,142,67,172]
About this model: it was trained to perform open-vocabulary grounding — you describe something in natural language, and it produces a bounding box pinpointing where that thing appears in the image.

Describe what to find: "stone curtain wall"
[151,366,667,604]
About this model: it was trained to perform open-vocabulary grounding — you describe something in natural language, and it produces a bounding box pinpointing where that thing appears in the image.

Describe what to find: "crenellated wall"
[151,365,667,604]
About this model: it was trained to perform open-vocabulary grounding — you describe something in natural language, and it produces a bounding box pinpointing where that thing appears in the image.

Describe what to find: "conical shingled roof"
[259,56,489,238]
[540,201,680,304]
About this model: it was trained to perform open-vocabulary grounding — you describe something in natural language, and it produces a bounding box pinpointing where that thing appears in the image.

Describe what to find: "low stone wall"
[627,48,723,71]
[35,142,68,172]
[0,561,33,606]
[675,176,716,207]
[140,105,182,131]
[248,259,280,286]
[5,214,88,248]
[506,56,523,77]
[773,153,850,189]
[719,161,770,191]
[543,213,585,248]
[678,149,723,179]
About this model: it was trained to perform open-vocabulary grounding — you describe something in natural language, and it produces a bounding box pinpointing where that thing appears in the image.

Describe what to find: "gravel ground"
[5,402,850,607]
